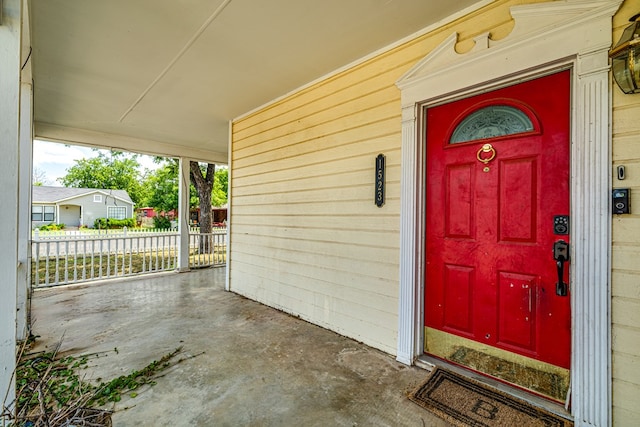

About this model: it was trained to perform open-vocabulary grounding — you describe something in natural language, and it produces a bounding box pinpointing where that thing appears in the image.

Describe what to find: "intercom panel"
[613,189,630,215]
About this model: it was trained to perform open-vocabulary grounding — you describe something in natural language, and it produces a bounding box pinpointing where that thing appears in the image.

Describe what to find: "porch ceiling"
[29,0,481,163]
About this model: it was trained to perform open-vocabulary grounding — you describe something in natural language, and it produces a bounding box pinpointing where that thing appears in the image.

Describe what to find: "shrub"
[38,223,65,231]
[94,217,135,229]
[153,215,172,229]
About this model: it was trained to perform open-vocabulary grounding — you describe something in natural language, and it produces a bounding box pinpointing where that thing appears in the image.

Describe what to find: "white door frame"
[395,1,622,426]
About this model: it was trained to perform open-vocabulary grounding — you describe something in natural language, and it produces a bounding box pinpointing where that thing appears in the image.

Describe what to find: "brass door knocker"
[477,143,496,172]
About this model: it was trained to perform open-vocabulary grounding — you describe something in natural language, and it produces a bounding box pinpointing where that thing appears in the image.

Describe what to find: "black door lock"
[553,215,569,235]
[553,240,569,296]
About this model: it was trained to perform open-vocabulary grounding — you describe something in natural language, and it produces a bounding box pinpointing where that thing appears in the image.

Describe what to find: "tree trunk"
[190,161,215,254]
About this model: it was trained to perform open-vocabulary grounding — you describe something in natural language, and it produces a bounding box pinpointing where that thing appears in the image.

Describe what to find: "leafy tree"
[142,159,197,213]
[143,159,228,253]
[59,151,146,206]
[212,167,228,207]
[144,162,179,213]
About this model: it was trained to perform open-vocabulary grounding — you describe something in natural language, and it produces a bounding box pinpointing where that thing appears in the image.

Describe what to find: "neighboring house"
[136,207,179,227]
[138,206,227,227]
[137,207,158,218]
[136,207,158,228]
[32,186,134,229]
[189,205,228,226]
[136,207,179,220]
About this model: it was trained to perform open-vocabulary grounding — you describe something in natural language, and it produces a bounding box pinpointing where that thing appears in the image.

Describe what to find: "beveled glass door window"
[450,105,534,144]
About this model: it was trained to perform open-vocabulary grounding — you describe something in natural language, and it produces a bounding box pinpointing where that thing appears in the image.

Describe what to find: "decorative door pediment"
[396,0,623,99]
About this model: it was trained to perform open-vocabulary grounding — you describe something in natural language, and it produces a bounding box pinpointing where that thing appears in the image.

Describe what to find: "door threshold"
[415,355,573,421]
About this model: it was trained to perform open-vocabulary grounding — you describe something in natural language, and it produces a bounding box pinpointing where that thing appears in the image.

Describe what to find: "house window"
[108,206,126,220]
[32,205,55,222]
[450,105,534,144]
[94,194,102,203]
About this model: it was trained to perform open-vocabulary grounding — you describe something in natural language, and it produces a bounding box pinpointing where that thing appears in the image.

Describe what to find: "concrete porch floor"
[30,268,451,426]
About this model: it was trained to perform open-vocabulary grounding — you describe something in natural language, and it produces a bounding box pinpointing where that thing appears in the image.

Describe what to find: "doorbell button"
[612,189,630,214]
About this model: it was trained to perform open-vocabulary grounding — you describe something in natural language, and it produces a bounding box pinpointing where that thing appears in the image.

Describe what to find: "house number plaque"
[375,154,385,207]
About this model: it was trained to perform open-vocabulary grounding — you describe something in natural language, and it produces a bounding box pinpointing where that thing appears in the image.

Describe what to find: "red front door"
[424,71,571,397]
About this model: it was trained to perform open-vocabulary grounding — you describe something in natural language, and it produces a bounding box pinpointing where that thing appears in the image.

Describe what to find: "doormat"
[408,368,573,427]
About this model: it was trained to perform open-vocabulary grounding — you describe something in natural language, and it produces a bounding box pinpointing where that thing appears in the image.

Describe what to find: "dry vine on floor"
[2,339,193,427]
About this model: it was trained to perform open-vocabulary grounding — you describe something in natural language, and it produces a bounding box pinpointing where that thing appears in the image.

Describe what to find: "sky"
[33,140,161,186]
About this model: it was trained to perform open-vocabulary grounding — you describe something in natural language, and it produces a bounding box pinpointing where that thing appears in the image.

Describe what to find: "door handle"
[553,240,569,296]
[556,260,567,296]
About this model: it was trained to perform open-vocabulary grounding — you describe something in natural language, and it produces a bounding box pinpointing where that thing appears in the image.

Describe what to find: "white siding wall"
[68,193,131,228]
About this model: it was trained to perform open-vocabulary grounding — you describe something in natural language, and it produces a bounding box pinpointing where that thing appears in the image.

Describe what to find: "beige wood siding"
[612,2,640,424]
[230,71,403,353]
[230,0,551,355]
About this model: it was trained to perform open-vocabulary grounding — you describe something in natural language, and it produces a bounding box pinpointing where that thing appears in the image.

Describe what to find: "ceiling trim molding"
[34,122,228,165]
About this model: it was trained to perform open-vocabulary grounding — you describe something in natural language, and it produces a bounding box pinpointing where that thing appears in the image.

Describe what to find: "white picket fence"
[31,226,211,239]
[31,227,227,287]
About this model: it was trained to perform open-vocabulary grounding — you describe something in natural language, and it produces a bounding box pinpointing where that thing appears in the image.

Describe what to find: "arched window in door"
[450,104,536,144]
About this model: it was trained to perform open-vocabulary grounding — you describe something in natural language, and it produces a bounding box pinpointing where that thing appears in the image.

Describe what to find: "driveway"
[30,268,450,426]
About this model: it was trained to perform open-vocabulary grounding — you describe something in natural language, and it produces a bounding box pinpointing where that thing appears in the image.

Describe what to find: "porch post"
[0,0,22,413]
[177,157,191,272]
[16,71,33,339]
